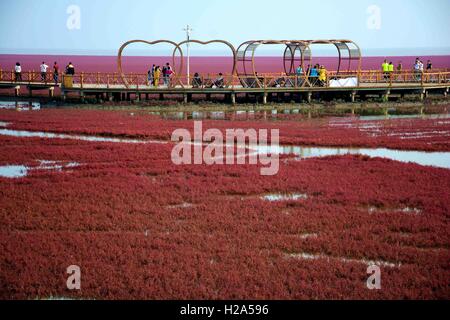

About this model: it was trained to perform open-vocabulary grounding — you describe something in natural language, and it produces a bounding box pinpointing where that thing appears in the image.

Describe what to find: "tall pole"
[183,25,193,86]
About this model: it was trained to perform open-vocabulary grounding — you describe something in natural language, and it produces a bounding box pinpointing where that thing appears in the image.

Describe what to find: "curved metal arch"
[236,40,260,77]
[173,39,237,86]
[117,39,183,89]
[236,40,303,87]
[302,39,362,74]
[283,41,311,75]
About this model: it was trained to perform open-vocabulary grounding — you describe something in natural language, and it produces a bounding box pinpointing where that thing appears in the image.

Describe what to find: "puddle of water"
[0,165,28,178]
[298,233,318,239]
[166,202,194,209]
[261,193,308,202]
[287,252,401,268]
[0,160,81,178]
[252,145,450,169]
[0,121,10,127]
[368,206,422,215]
[0,101,40,110]
[358,114,450,121]
[0,129,166,144]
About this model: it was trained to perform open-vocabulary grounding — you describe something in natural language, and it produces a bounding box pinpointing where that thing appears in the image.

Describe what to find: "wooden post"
[231,92,236,105]
[80,72,84,89]
[307,92,312,103]
[49,87,54,98]
[351,91,356,103]
[14,86,20,97]
[263,92,268,105]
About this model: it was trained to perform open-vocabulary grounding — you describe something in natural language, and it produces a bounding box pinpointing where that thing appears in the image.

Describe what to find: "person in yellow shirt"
[387,62,394,80]
[318,65,327,86]
[382,59,389,81]
[154,66,161,87]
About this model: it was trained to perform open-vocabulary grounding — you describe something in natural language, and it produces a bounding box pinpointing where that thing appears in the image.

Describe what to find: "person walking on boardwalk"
[388,62,394,80]
[414,58,424,81]
[148,64,155,85]
[309,64,319,86]
[396,61,403,81]
[165,63,174,87]
[40,61,49,82]
[14,62,22,82]
[154,66,161,87]
[318,65,328,87]
[382,59,389,81]
[162,64,168,86]
[53,62,59,84]
[426,60,434,82]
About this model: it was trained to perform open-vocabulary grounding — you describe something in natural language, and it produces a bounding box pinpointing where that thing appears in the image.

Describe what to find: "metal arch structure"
[172,39,237,86]
[301,39,362,74]
[117,39,183,89]
[236,39,362,87]
[117,38,362,88]
[236,40,297,87]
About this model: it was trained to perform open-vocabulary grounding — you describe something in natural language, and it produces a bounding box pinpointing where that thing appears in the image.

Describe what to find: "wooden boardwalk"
[0,70,449,104]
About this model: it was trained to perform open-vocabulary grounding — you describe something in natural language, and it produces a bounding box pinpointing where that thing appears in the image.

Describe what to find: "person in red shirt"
[53,62,59,84]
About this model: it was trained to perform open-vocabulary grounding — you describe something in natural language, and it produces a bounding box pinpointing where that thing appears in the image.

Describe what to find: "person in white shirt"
[14,62,22,82]
[40,62,49,82]
[413,58,423,81]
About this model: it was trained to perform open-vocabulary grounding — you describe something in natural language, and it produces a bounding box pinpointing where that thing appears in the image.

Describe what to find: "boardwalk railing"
[1,69,449,90]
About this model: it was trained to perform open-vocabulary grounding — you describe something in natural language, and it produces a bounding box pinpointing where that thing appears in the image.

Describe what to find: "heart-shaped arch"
[173,39,237,87]
[117,39,184,89]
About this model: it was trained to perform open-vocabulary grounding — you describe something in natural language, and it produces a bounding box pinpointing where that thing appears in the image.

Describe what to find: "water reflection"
[149,110,449,122]
[0,101,41,110]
